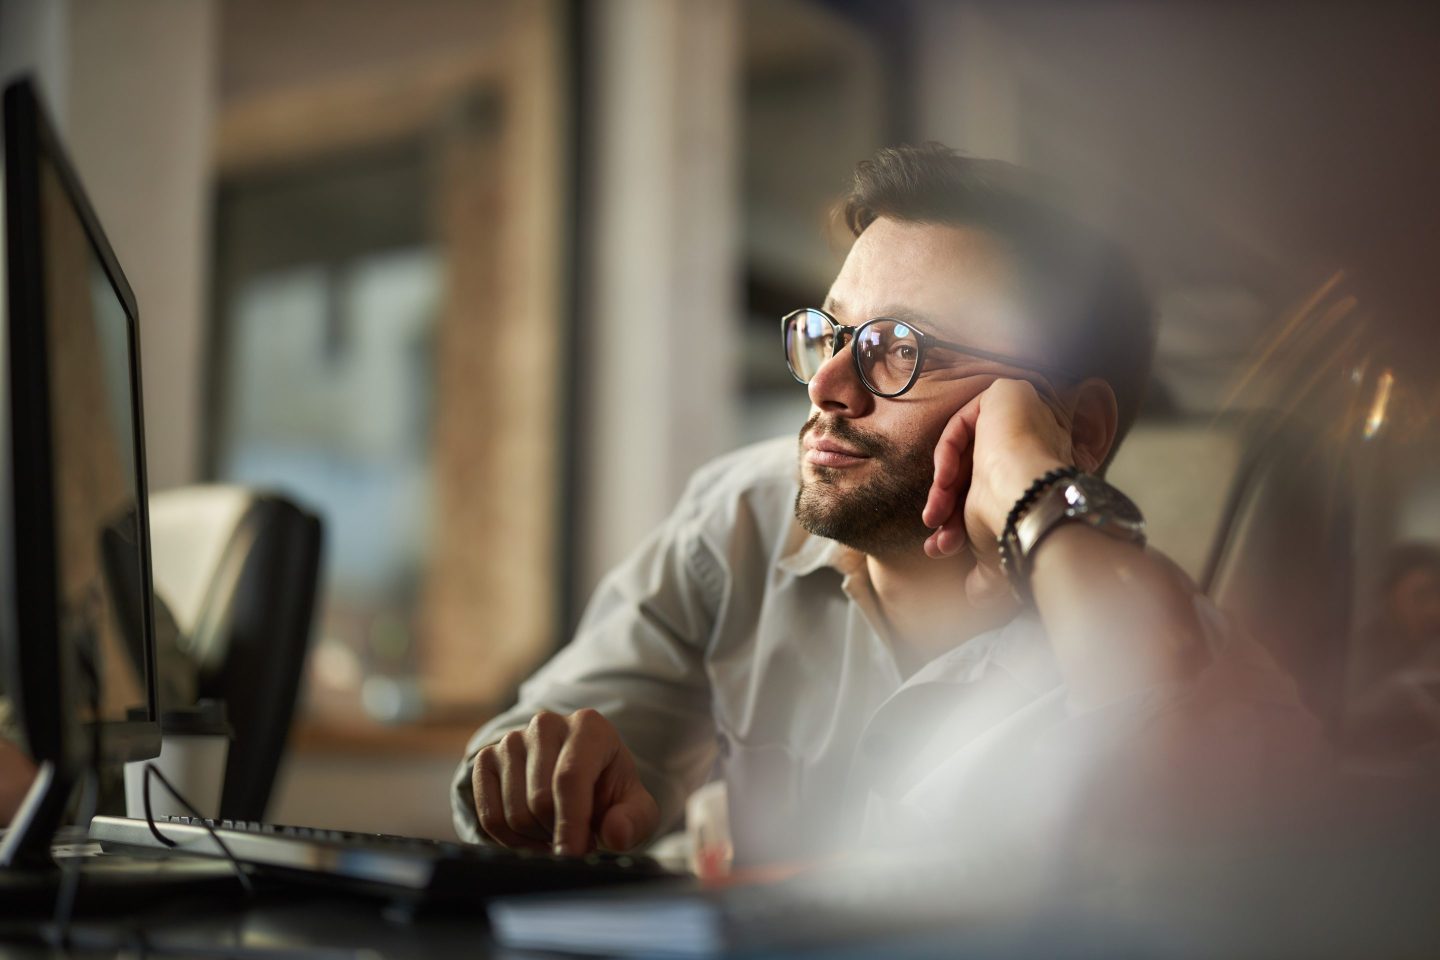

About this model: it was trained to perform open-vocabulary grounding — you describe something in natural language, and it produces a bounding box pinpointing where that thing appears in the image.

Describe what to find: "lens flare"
[1363,368,1395,440]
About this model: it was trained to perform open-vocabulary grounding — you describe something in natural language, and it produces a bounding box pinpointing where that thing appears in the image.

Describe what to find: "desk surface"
[6,831,1440,959]
[2,892,510,960]
[0,890,1120,960]
[0,868,1109,960]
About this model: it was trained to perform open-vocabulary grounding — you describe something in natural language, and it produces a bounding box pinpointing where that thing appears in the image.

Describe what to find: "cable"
[141,762,255,896]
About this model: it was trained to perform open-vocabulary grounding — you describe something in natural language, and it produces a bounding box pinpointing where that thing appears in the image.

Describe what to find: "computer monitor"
[0,77,161,868]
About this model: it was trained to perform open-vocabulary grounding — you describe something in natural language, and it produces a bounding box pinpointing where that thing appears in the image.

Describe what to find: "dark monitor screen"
[1,76,159,800]
[37,155,152,728]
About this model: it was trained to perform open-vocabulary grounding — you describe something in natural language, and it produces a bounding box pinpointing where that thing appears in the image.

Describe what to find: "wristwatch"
[1001,473,1146,600]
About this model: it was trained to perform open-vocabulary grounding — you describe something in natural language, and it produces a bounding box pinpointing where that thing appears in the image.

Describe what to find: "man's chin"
[794,484,933,558]
[793,434,935,557]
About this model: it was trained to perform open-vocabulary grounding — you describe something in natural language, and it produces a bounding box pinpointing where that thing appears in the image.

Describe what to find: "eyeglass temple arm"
[924,333,1075,381]
[789,310,1076,383]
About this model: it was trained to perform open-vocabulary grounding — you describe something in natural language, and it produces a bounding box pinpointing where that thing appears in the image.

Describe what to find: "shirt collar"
[775,521,1058,690]
[902,614,1059,692]
[775,524,867,578]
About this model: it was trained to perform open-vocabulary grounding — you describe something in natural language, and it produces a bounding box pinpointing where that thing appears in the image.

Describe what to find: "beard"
[793,414,937,558]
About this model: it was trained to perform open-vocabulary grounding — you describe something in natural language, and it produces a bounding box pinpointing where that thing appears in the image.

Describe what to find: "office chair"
[1203,421,1355,734]
[1110,415,1355,734]
[148,487,324,821]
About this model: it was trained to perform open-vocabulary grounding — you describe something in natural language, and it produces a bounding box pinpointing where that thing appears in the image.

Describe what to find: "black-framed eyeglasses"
[781,307,1068,399]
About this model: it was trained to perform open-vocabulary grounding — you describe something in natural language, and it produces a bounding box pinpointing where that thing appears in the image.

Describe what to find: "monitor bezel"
[2,76,161,774]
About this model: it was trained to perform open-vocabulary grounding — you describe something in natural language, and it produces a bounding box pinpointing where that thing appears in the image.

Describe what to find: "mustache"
[799,414,891,458]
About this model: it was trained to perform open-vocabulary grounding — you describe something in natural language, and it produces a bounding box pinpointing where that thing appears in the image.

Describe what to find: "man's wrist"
[993,455,1069,532]
[997,464,1079,604]
[1006,472,1148,603]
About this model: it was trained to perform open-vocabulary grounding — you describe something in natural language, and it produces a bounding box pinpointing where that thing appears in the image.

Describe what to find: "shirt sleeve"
[1051,595,1326,747]
[449,471,727,843]
[1044,596,1333,839]
[873,595,1331,856]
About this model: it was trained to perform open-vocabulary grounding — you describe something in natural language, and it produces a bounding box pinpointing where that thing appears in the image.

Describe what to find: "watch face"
[1068,476,1146,535]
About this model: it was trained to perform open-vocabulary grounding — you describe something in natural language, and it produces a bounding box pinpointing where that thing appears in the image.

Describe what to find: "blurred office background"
[2,0,1439,839]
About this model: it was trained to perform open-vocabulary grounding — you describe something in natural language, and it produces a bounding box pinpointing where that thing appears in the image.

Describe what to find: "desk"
[7,829,1440,959]
[0,858,1094,960]
[0,886,1111,960]
[2,889,509,959]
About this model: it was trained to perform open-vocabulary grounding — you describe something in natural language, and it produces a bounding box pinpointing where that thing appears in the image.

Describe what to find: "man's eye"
[889,343,917,362]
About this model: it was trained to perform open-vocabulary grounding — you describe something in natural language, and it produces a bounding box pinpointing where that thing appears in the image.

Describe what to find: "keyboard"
[87,814,677,908]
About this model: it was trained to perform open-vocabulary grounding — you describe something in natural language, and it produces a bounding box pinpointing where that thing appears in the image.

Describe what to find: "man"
[1348,543,1440,759]
[451,144,1318,865]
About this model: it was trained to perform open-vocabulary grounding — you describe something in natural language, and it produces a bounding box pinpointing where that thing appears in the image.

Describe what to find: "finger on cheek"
[934,416,969,480]
[922,492,945,529]
[926,484,959,529]
[933,448,958,489]
[937,524,966,556]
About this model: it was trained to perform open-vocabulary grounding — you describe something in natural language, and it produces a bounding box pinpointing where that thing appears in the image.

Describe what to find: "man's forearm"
[1028,523,1204,711]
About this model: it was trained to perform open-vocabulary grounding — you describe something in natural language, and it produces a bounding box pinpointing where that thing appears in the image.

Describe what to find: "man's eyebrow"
[822,297,941,333]
[870,305,950,339]
[876,305,940,330]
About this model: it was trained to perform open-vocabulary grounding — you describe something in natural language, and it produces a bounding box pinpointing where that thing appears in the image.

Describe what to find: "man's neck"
[864,547,1014,675]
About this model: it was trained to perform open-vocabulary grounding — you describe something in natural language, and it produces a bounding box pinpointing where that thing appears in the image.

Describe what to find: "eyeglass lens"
[784,309,921,396]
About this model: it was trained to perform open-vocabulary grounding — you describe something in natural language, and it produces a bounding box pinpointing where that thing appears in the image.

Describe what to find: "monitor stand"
[1,760,244,919]
[0,761,74,870]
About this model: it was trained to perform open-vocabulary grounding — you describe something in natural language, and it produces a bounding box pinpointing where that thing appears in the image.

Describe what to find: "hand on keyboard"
[470,709,659,857]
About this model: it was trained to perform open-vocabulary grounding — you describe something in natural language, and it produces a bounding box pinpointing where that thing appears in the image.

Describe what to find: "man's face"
[794,217,1057,558]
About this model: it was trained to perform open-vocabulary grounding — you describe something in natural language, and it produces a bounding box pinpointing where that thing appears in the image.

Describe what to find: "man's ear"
[1068,378,1119,474]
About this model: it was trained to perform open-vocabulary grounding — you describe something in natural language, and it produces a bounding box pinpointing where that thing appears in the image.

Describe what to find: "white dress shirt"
[451,437,1323,864]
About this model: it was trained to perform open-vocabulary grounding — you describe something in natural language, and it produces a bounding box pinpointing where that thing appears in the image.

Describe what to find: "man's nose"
[806,344,873,417]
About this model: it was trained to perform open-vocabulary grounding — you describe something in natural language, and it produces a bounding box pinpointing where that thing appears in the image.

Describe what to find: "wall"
[68,0,217,491]
[578,0,742,598]
[270,750,461,840]
[0,0,69,128]
[913,1,1440,393]
[1,0,216,492]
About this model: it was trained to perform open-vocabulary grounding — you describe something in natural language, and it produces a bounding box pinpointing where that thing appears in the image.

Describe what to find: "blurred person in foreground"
[452,144,1323,868]
[1347,543,1440,763]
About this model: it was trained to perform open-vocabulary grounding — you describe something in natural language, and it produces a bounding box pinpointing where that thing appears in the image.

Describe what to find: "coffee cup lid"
[129,699,233,738]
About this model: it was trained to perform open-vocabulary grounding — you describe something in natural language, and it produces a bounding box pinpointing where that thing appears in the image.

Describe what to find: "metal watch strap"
[997,467,1078,604]
[998,470,1146,604]
[1014,487,1081,572]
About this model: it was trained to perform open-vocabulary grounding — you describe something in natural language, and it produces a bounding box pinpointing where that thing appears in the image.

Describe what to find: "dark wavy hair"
[841,143,1156,465]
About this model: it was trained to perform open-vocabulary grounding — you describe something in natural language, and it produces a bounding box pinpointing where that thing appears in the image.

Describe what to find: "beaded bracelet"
[996,465,1079,603]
